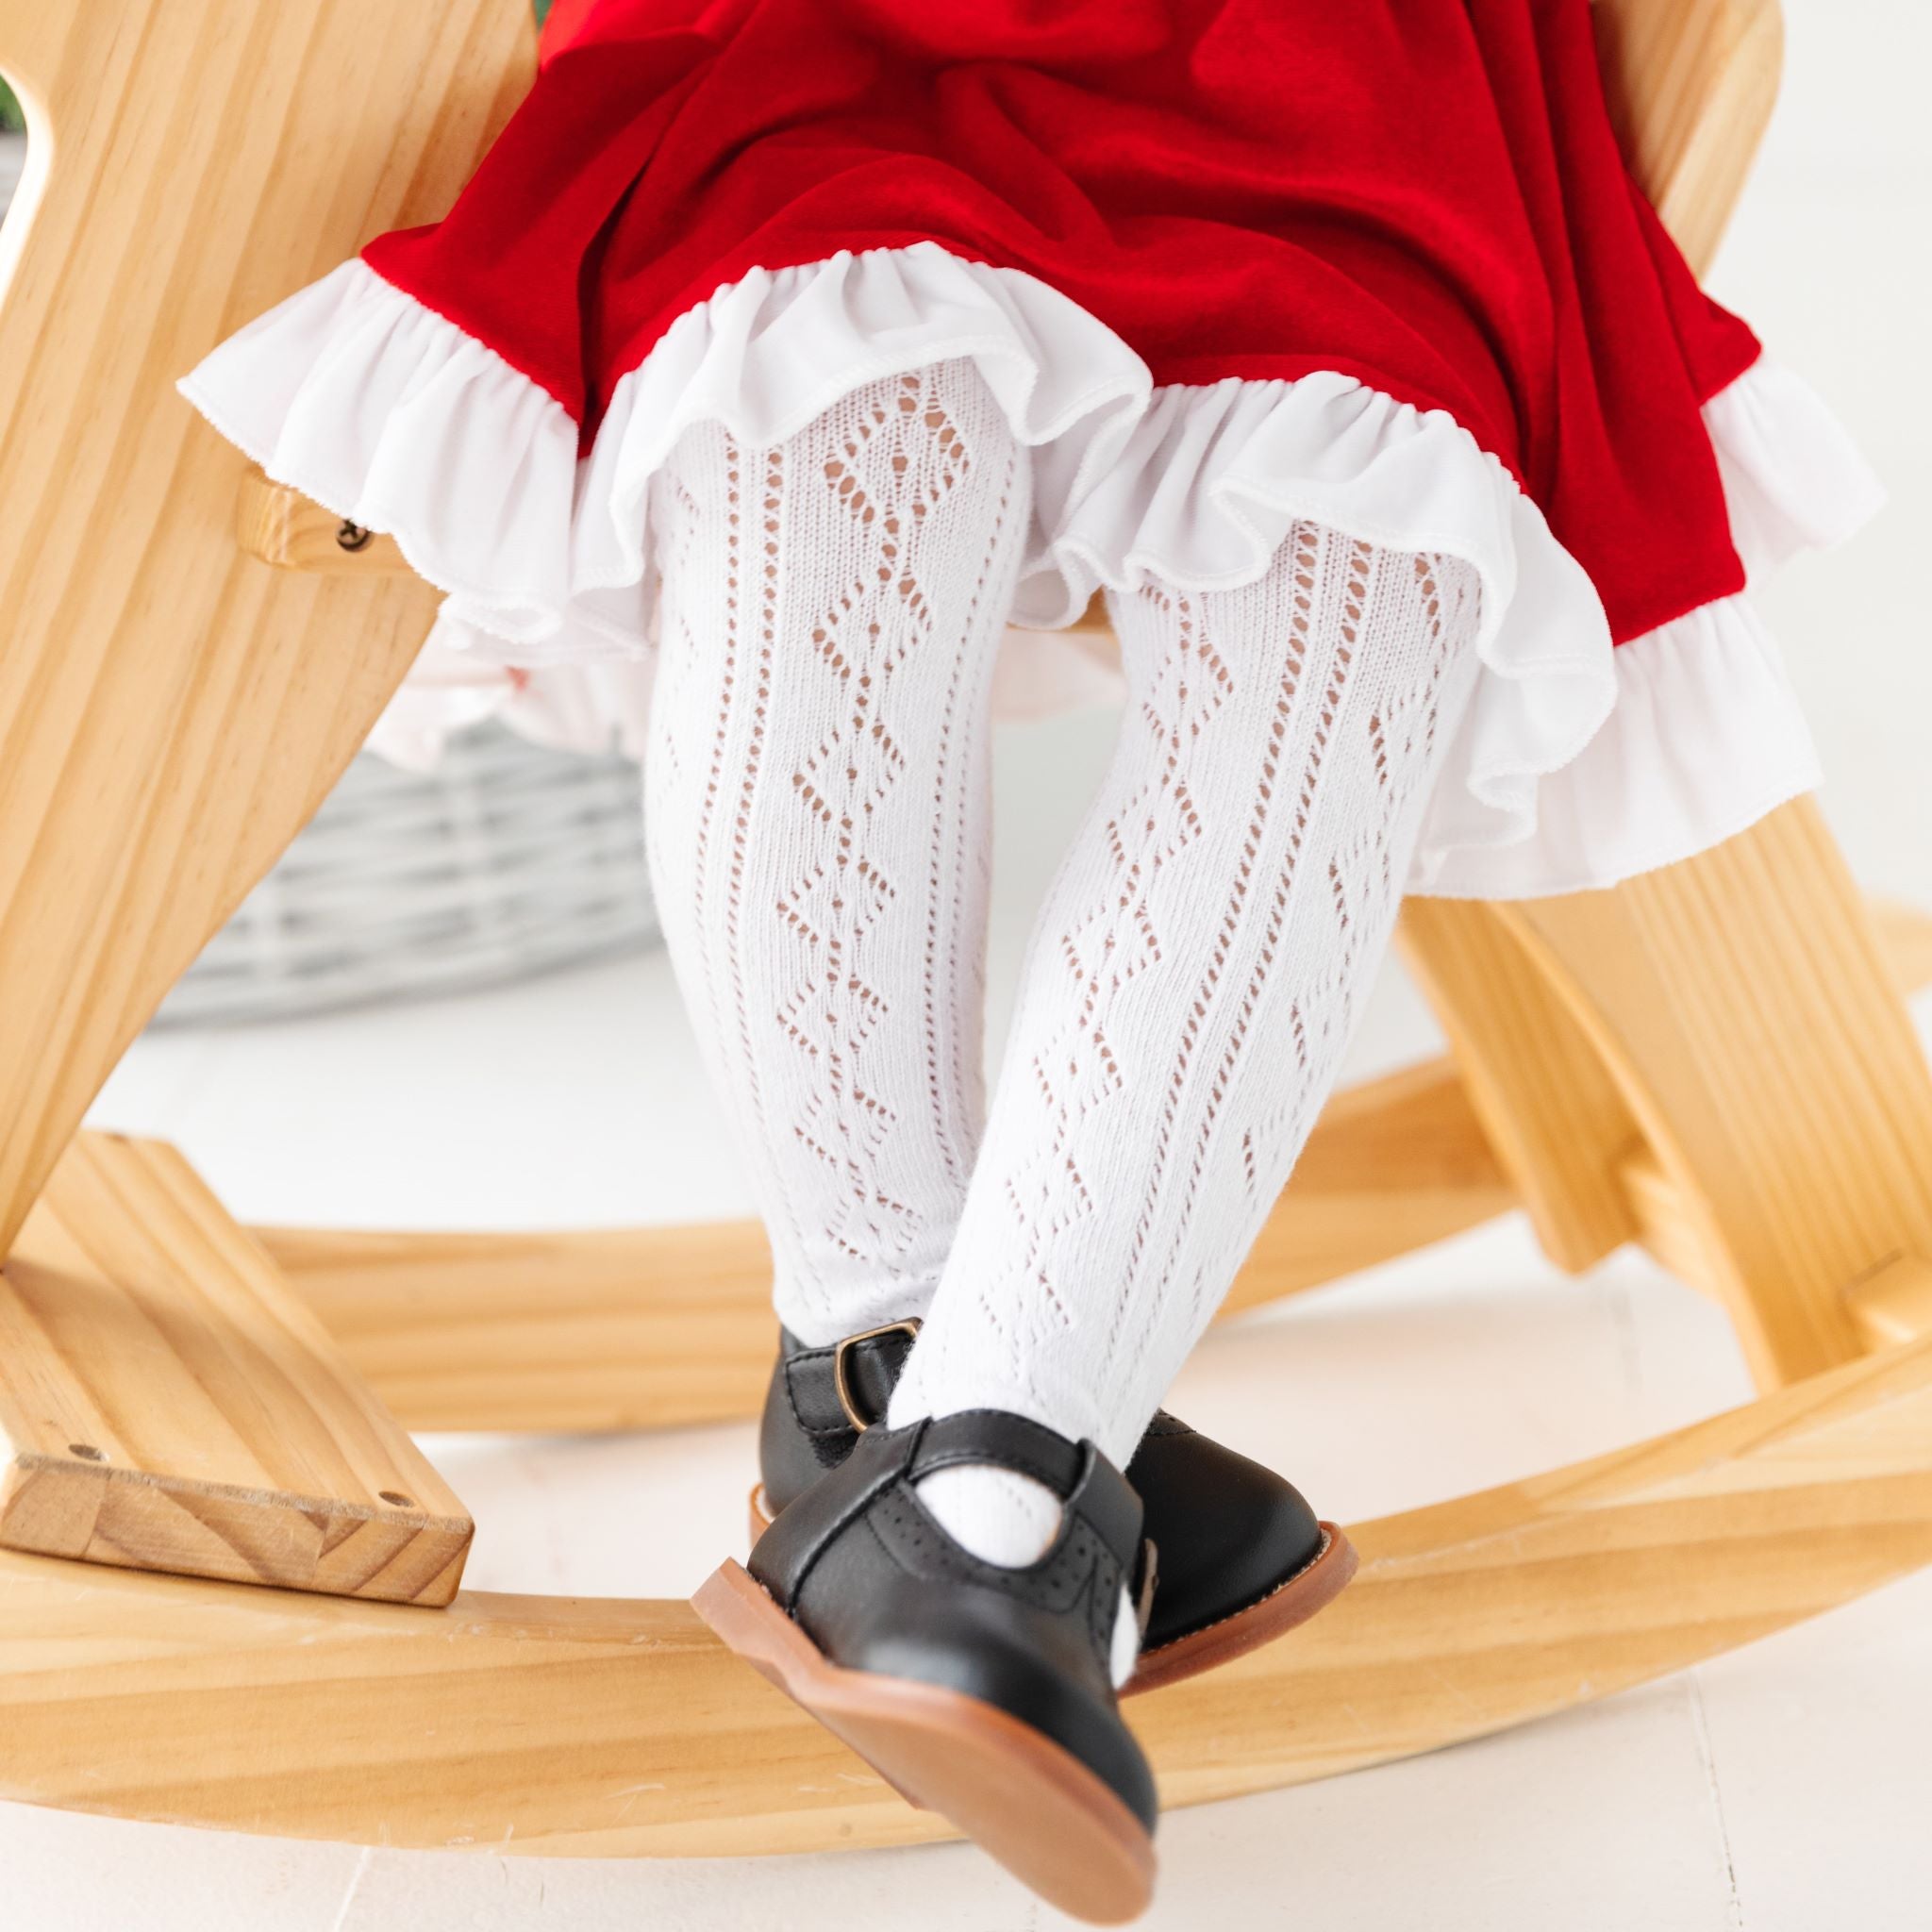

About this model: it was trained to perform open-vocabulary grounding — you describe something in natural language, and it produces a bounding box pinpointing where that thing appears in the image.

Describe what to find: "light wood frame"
[3,0,1930,1861]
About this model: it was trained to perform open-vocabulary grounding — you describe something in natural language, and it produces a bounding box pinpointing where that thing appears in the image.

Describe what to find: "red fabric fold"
[366,0,1762,646]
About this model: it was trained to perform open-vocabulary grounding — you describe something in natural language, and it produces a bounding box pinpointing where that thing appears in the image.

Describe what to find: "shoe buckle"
[1134,1538,1160,1640]
[832,1318,923,1433]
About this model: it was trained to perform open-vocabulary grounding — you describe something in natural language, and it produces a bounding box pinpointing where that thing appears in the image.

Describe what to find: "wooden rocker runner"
[2,0,1930,1863]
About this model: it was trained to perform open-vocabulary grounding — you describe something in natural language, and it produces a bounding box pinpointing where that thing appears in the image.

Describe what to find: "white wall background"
[6,3,1929,1927]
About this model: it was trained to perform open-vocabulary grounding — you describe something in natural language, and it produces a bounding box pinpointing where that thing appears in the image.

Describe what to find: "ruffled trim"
[179,245,1883,897]
[1705,356,1889,578]
[1007,367,1621,891]
[1414,358,1883,895]
[1409,596,1824,897]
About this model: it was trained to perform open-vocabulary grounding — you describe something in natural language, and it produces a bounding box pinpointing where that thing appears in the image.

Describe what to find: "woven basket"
[157,727,660,1026]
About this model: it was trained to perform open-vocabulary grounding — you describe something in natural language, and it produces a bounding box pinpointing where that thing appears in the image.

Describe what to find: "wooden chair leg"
[1407,799,1932,1391]
[0,0,528,1620]
[0,0,536,1260]
[0,1136,471,1603]
[1398,902,1641,1273]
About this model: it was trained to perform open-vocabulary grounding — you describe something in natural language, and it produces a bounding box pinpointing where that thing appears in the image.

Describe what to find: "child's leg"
[643,359,1026,1349]
[890,527,1484,1574]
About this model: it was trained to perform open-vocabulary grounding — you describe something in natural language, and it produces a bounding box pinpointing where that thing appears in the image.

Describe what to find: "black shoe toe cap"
[1127,1414,1325,1652]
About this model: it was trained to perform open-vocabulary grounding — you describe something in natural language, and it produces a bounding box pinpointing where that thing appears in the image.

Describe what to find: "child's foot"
[695,1410,1159,1924]
[753,1324,1357,1693]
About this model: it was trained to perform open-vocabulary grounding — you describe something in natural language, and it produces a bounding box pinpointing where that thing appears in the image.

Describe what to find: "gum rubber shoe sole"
[1126,1519,1357,1694]
[748,1485,1357,1698]
[692,1558,1158,1925]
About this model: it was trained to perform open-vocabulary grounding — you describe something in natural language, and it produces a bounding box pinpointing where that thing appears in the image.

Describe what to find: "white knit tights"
[890,524,1484,1471]
[644,362,1024,1346]
[646,361,1483,1648]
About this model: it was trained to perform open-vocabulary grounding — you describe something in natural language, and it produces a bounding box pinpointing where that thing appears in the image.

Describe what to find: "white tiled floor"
[8,0,1932,1924]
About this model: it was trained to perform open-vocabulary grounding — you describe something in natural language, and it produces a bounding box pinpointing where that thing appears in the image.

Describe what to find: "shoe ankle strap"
[779,1323,920,1436]
[913,1410,1143,1578]
[750,1407,1144,1605]
[911,1407,1085,1492]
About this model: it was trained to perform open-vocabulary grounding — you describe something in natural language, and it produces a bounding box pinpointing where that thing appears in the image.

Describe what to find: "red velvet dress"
[180,0,1881,897]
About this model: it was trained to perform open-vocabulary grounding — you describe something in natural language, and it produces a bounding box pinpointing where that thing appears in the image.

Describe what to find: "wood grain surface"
[0,0,536,1260]
[235,473,412,577]
[1502,800,1932,1391]
[1592,0,1786,275]
[1399,903,1641,1274]
[6,0,1932,1871]
[0,1136,470,1604]
[3,1324,1930,1856]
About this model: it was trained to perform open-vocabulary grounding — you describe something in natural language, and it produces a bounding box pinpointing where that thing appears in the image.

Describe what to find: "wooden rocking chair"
[1,0,1929,1861]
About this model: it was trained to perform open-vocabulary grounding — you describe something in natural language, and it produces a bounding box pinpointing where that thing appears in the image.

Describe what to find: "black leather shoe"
[694,1409,1158,1924]
[754,1321,1356,1694]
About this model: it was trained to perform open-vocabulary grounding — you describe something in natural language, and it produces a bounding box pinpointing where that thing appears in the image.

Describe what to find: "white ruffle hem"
[179,242,1884,899]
